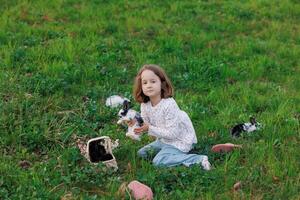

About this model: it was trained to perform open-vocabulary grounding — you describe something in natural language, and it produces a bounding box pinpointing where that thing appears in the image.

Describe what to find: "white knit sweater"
[141,98,197,152]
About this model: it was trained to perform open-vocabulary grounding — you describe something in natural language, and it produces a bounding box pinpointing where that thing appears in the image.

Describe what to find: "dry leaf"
[233,181,242,191]
[19,160,31,169]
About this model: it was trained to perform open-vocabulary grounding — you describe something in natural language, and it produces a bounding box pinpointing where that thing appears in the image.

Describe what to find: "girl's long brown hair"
[133,64,174,103]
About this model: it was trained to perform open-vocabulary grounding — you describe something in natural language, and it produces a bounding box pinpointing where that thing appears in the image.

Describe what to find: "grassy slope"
[0,0,299,199]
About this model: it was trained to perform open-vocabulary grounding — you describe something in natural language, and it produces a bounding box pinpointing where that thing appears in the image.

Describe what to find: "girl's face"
[141,69,162,99]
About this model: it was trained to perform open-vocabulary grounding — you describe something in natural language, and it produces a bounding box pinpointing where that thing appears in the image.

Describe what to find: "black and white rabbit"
[231,117,261,137]
[106,95,130,108]
[117,100,144,141]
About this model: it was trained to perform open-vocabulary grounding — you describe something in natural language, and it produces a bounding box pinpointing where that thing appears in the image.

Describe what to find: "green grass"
[1,0,299,199]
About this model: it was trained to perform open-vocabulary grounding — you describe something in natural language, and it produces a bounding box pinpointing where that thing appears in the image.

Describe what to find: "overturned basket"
[86,136,118,169]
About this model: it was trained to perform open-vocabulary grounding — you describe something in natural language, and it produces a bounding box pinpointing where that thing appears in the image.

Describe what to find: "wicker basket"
[86,136,118,170]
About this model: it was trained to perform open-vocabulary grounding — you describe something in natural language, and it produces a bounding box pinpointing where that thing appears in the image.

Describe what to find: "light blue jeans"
[137,140,207,167]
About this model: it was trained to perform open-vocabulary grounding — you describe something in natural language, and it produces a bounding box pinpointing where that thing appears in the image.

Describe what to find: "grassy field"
[1,0,299,199]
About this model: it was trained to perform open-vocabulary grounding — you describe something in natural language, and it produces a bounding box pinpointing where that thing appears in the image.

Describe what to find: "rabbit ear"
[250,117,256,125]
[135,113,144,126]
[123,100,131,111]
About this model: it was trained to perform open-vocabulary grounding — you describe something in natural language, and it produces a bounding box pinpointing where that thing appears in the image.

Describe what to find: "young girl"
[131,64,211,170]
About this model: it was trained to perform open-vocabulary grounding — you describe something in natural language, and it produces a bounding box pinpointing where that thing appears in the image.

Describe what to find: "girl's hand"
[126,119,136,127]
[134,122,149,135]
